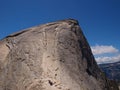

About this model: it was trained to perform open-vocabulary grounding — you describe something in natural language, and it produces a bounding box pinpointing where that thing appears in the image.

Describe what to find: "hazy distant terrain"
[99,61,120,87]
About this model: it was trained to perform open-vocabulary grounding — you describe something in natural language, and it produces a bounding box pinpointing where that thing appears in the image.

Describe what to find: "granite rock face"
[0,19,119,90]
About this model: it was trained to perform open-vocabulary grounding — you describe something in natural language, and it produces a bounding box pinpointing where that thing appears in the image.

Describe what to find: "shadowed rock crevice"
[0,19,119,90]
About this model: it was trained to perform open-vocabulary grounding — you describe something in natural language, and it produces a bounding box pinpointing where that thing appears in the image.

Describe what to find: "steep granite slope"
[0,19,119,90]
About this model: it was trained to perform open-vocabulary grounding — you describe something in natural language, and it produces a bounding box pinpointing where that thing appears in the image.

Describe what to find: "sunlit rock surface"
[0,19,119,90]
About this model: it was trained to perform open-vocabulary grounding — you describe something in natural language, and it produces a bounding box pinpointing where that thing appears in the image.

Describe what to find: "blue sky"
[0,0,120,64]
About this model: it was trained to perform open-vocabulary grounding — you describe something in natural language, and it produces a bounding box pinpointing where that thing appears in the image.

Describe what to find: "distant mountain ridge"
[99,61,120,86]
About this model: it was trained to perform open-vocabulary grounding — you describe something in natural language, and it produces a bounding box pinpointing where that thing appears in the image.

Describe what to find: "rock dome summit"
[0,19,119,90]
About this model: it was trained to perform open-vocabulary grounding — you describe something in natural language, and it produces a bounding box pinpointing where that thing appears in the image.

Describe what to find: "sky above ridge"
[0,0,120,64]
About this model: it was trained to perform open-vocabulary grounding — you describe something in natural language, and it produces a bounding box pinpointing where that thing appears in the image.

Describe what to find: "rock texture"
[0,19,119,90]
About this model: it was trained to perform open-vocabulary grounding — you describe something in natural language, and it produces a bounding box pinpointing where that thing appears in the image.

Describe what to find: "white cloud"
[91,44,120,64]
[96,54,120,64]
[91,45,119,55]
